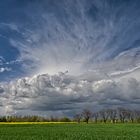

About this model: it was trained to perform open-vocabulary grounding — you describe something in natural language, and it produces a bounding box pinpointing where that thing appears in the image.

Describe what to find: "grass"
[0,123,140,140]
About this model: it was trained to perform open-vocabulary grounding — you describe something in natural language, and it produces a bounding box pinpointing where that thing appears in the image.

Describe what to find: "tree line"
[74,108,140,124]
[0,115,71,122]
[0,108,140,123]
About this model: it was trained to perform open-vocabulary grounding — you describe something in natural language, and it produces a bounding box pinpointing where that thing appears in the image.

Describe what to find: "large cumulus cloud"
[0,71,140,116]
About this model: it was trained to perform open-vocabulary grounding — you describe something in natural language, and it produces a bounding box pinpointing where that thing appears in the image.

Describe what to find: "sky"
[0,0,140,116]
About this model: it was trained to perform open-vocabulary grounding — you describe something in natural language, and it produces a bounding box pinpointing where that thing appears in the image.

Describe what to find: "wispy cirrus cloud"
[8,0,140,77]
[0,22,19,32]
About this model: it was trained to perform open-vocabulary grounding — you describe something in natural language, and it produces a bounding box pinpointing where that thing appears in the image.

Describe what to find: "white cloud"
[0,56,5,65]
[8,0,121,76]
[0,23,19,32]
[0,67,11,73]
[0,71,140,116]
[7,0,140,79]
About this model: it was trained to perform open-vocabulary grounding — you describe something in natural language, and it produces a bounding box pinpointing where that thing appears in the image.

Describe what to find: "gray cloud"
[0,70,140,116]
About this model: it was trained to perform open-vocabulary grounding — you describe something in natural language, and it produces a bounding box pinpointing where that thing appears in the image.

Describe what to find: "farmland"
[0,123,140,140]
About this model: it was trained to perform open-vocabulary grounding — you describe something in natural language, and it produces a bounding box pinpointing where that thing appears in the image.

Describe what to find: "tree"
[134,110,140,123]
[50,116,59,122]
[126,110,135,123]
[74,113,82,123]
[60,117,71,122]
[0,116,7,122]
[82,109,92,124]
[108,109,117,123]
[99,109,110,123]
[93,112,99,123]
[118,108,129,123]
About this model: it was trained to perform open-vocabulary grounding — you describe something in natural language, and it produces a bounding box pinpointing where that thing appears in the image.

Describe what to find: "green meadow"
[0,124,140,140]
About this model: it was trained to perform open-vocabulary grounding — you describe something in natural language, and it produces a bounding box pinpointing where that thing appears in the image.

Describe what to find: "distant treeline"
[1,108,140,123]
[74,108,140,124]
[0,116,71,122]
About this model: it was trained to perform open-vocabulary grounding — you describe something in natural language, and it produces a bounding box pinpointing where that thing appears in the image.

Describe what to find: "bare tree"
[93,112,99,123]
[125,110,135,123]
[74,113,82,124]
[82,109,93,124]
[118,108,129,123]
[108,109,117,123]
[99,109,110,123]
[134,110,140,123]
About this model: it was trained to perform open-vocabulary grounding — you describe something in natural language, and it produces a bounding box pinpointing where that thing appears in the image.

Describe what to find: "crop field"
[0,123,140,140]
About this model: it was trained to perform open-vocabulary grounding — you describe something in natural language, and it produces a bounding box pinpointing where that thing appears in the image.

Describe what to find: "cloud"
[0,58,12,74]
[5,59,22,65]
[8,0,140,76]
[0,67,11,73]
[0,56,5,65]
[0,56,21,68]
[0,71,140,116]
[1,0,140,116]
[0,23,19,32]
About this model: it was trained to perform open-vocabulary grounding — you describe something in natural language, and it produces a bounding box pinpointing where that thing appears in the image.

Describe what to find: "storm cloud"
[0,70,140,116]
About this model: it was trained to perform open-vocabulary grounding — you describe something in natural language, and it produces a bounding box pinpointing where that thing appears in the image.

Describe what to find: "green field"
[0,124,140,140]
